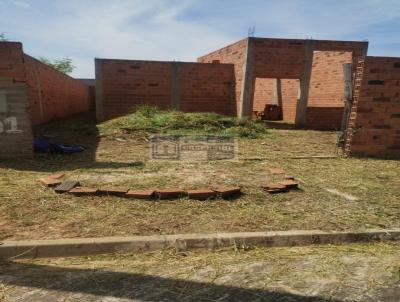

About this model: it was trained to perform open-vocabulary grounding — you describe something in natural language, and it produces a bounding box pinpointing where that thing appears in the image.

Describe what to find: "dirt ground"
[0,115,399,240]
[1,242,399,301]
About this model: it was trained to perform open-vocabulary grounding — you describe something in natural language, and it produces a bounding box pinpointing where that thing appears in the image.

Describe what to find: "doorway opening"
[252,78,300,127]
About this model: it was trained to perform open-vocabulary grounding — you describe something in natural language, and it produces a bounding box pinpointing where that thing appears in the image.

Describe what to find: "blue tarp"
[34,137,85,154]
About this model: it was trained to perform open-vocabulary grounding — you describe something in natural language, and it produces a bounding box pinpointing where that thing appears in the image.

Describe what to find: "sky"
[1,0,399,78]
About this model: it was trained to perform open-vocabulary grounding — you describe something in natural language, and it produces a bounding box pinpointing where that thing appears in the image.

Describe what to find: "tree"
[38,57,75,74]
[0,33,8,41]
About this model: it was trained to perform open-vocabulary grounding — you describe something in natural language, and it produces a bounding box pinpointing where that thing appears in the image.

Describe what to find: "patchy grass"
[98,105,267,138]
[0,113,399,240]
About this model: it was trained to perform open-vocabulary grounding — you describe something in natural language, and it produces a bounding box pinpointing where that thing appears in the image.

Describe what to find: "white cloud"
[11,0,29,7]
[0,0,399,77]
[1,0,233,77]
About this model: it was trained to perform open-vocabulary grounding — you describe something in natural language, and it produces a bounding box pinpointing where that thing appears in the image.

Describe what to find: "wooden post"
[295,40,314,127]
[239,38,255,118]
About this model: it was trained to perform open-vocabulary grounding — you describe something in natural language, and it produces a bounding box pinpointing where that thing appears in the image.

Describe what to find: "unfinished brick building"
[96,37,368,129]
[198,37,368,129]
[1,36,399,159]
[0,42,91,158]
[345,56,400,157]
[95,59,235,121]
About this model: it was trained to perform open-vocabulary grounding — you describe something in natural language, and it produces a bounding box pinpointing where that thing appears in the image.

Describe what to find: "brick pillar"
[171,62,181,109]
[239,38,255,118]
[95,58,104,122]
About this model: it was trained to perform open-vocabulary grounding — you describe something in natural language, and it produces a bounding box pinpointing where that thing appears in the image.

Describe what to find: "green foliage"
[98,105,267,138]
[0,33,7,41]
[38,57,75,74]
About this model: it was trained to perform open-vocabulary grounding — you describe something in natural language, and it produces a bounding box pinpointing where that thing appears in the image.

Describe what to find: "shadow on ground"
[0,113,139,172]
[263,121,298,130]
[0,261,347,302]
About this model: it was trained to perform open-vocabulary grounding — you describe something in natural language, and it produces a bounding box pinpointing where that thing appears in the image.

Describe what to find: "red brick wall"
[179,63,235,115]
[251,50,352,128]
[197,39,247,115]
[99,60,172,120]
[97,59,235,120]
[0,42,26,87]
[305,51,352,129]
[281,79,300,122]
[345,56,400,157]
[253,38,306,79]
[24,54,90,125]
[199,37,367,129]
[78,79,96,111]
[0,42,33,158]
[0,42,91,126]
[253,78,275,112]
[309,51,351,107]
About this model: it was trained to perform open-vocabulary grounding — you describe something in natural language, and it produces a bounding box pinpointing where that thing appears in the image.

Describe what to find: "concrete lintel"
[1,229,400,259]
[94,58,104,122]
[295,40,315,127]
[239,38,255,118]
[170,62,181,109]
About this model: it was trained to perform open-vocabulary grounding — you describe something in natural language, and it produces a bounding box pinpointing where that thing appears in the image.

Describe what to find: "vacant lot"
[0,111,399,240]
[1,243,399,301]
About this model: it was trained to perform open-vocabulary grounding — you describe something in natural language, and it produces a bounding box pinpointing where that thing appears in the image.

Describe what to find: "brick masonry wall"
[197,39,247,115]
[78,78,96,111]
[0,42,33,158]
[24,54,91,125]
[97,59,235,120]
[281,79,300,122]
[253,38,306,79]
[199,37,367,128]
[251,50,353,128]
[345,56,400,157]
[0,42,26,87]
[253,78,275,112]
[306,51,352,129]
[179,63,235,115]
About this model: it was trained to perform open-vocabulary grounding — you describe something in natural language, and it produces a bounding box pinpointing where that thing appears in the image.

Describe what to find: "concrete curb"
[1,229,400,259]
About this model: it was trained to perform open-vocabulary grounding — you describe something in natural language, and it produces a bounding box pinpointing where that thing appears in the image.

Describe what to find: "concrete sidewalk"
[1,229,400,259]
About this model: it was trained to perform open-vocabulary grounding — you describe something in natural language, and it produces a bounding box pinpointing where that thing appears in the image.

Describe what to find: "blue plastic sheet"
[34,137,85,154]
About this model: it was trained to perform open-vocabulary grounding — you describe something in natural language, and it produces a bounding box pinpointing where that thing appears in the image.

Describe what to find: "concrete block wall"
[24,54,91,125]
[0,42,33,158]
[345,56,400,157]
[96,59,235,121]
